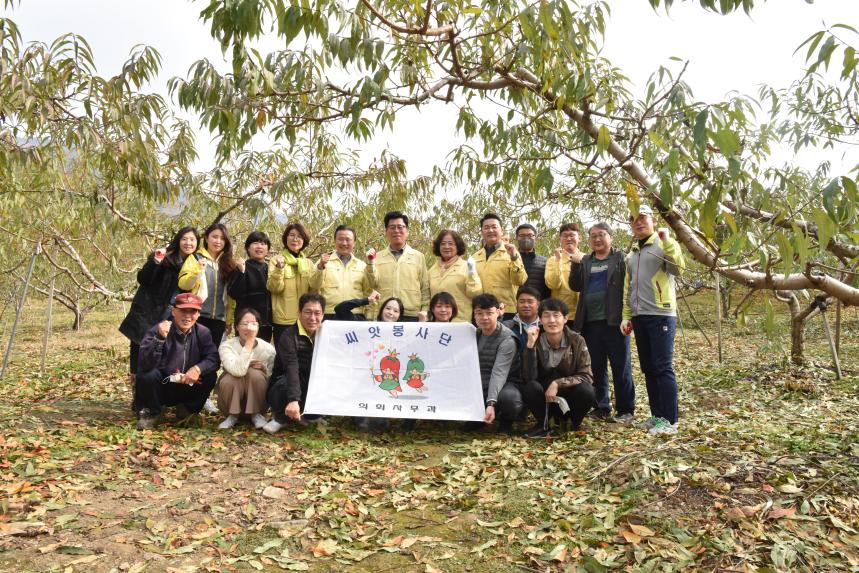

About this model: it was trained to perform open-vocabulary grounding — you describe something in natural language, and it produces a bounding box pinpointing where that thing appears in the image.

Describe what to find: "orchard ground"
[0,294,857,572]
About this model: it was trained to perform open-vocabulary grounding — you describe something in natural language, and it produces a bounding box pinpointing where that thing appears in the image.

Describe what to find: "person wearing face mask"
[311,225,374,320]
[216,308,276,430]
[544,222,582,328]
[473,214,528,321]
[120,226,199,405]
[427,230,481,323]
[367,211,430,321]
[134,293,221,430]
[227,231,274,342]
[622,205,686,435]
[514,223,550,300]
[569,222,635,424]
[521,298,595,438]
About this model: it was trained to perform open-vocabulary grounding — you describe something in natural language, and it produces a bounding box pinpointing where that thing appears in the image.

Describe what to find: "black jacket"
[119,254,181,344]
[137,320,220,376]
[521,252,551,299]
[333,298,370,321]
[274,323,314,403]
[569,248,626,330]
[227,259,272,327]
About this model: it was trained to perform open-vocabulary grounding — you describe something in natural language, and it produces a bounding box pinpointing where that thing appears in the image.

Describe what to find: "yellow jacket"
[309,253,373,316]
[367,245,430,318]
[545,253,579,320]
[473,245,527,311]
[177,247,233,324]
[267,256,317,325]
[428,257,483,323]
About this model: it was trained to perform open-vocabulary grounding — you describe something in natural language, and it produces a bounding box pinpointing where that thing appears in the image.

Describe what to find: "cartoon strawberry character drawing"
[371,349,402,396]
[405,353,429,392]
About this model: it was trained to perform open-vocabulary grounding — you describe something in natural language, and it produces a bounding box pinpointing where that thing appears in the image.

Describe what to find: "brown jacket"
[522,327,593,390]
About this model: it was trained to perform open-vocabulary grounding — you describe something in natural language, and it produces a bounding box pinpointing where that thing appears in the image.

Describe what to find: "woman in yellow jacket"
[427,230,482,323]
[544,222,581,327]
[267,222,317,342]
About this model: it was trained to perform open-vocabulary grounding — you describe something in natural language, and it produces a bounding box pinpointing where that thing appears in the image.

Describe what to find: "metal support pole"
[0,243,41,380]
[40,277,55,374]
[819,308,842,380]
[714,274,723,364]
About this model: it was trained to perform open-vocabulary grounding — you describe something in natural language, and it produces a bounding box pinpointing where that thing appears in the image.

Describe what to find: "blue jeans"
[582,320,635,416]
[631,315,678,424]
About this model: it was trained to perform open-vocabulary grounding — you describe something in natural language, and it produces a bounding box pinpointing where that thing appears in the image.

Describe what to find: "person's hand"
[236,258,246,273]
[417,311,428,322]
[368,290,381,303]
[526,325,540,349]
[466,256,477,274]
[554,247,563,262]
[504,241,518,260]
[274,254,286,269]
[569,251,584,264]
[154,247,167,263]
[545,381,559,402]
[317,252,331,270]
[484,404,496,424]
[181,365,201,385]
[497,302,506,318]
[657,227,670,241]
[157,320,171,339]
[249,359,265,372]
[285,401,301,421]
[620,320,633,336]
[243,323,258,347]
[366,248,377,262]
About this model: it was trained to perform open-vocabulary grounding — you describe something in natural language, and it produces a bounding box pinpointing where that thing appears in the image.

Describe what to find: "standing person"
[311,224,374,320]
[569,222,635,423]
[521,298,595,438]
[267,222,317,341]
[503,286,542,352]
[545,223,582,328]
[120,226,199,399]
[515,223,550,300]
[227,231,273,342]
[134,293,221,430]
[216,308,276,430]
[472,293,526,434]
[367,211,430,321]
[178,223,236,413]
[264,293,326,434]
[621,205,686,435]
[427,230,482,323]
[473,214,527,321]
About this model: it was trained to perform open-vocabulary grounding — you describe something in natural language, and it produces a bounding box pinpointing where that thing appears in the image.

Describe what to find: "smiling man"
[134,292,221,430]
[474,213,528,321]
[311,225,374,320]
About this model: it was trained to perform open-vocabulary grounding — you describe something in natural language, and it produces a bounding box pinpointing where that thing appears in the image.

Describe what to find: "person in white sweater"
[216,308,276,430]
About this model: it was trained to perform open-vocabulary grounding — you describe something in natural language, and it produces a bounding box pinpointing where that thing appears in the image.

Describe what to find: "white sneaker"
[615,413,634,424]
[639,416,658,430]
[218,415,239,430]
[203,398,219,414]
[262,420,285,434]
[251,414,268,429]
[648,417,678,435]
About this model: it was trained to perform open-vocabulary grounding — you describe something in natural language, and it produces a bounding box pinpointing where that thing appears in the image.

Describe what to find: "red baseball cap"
[174,292,203,310]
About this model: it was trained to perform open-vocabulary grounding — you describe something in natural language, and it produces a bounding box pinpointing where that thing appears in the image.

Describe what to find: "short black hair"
[515,223,537,235]
[516,285,542,301]
[298,292,326,312]
[282,222,310,252]
[334,224,356,239]
[384,211,409,228]
[429,291,459,322]
[479,213,502,228]
[432,230,466,257]
[538,298,569,317]
[472,293,501,310]
[244,230,271,251]
[559,222,581,235]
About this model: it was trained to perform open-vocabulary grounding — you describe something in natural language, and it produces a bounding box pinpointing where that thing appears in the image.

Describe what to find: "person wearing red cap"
[134,292,221,430]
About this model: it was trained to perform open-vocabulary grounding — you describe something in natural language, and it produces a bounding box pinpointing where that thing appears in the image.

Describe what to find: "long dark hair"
[376,297,405,322]
[202,223,237,282]
[429,291,458,322]
[164,226,199,270]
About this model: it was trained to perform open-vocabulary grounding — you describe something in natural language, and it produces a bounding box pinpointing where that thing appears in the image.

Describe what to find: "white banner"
[304,321,485,421]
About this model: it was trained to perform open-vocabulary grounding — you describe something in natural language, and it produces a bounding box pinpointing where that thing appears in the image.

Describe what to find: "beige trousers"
[217,369,268,415]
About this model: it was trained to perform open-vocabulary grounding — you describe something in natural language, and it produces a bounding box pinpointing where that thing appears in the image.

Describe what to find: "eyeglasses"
[238,322,258,327]
[286,233,304,240]
[387,225,407,231]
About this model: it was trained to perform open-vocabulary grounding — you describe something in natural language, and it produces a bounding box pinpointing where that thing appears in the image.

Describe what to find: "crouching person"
[522,298,595,437]
[264,293,325,434]
[216,308,276,430]
[135,293,220,430]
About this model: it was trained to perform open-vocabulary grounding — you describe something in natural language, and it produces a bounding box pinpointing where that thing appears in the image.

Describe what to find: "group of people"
[119,206,686,437]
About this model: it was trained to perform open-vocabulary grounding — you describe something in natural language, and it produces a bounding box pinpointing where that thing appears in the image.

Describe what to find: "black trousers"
[129,341,140,375]
[134,368,217,415]
[266,374,308,423]
[487,382,529,423]
[522,380,595,430]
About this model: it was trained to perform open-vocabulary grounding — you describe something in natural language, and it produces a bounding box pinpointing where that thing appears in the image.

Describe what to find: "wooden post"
[819,307,842,380]
[0,244,41,380]
[40,278,55,374]
[714,273,723,364]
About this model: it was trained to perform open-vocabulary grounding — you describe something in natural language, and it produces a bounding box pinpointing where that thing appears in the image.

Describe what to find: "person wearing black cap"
[515,223,551,300]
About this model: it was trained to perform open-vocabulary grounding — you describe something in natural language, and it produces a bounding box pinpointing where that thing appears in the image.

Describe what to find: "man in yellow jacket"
[310,224,374,319]
[473,213,527,321]
[367,211,430,321]
[544,222,582,327]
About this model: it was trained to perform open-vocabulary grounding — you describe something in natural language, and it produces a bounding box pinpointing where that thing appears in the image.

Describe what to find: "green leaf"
[596,125,611,154]
[712,128,740,157]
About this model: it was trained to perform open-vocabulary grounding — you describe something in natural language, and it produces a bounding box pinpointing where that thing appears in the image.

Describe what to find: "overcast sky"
[3,0,854,177]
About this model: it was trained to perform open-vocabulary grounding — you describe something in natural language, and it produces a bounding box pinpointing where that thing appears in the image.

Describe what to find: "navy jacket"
[137,320,220,376]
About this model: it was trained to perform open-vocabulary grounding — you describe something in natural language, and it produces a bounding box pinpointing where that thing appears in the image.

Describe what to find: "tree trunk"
[777,291,825,366]
[72,302,83,331]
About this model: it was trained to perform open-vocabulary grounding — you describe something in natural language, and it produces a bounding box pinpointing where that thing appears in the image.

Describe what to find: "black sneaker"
[463,421,484,432]
[588,409,613,421]
[524,425,552,439]
[497,420,514,435]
